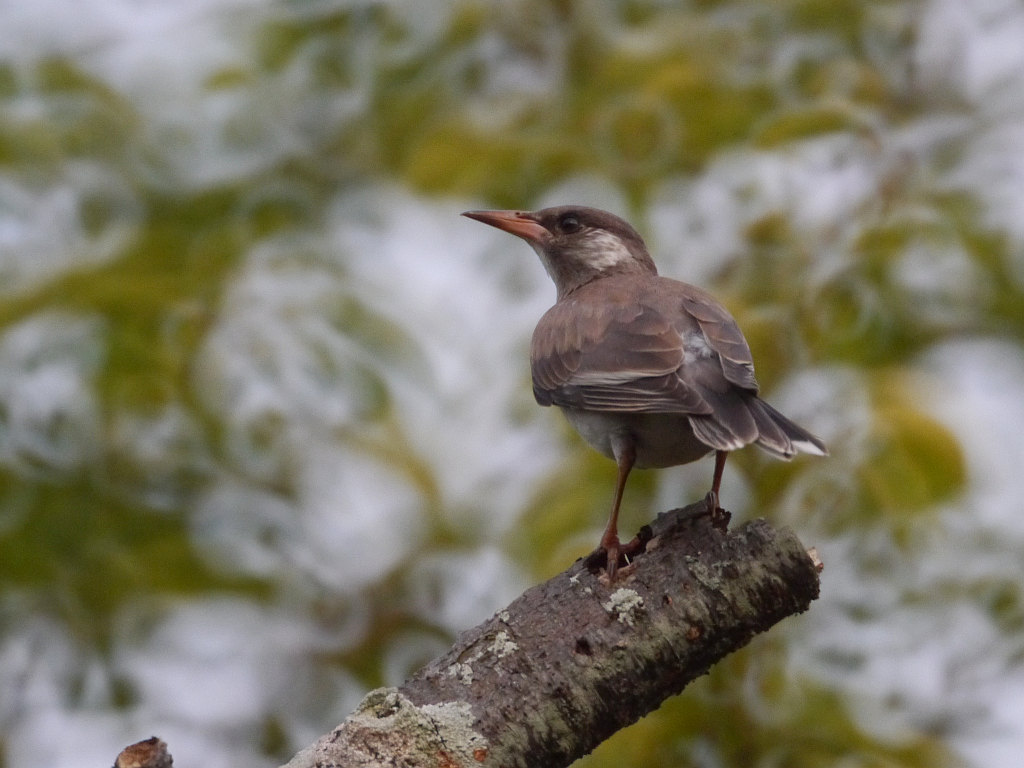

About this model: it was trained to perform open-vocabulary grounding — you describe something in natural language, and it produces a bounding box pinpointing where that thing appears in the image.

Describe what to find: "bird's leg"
[601,436,636,579]
[704,449,731,531]
[704,449,728,512]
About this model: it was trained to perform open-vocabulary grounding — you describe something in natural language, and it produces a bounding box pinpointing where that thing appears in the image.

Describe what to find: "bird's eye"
[558,214,581,234]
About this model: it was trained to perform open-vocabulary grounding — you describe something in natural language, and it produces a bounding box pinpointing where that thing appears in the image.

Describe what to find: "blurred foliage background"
[2,1,1024,767]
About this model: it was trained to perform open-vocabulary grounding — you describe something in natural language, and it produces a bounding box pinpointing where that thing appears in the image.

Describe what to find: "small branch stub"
[114,737,172,768]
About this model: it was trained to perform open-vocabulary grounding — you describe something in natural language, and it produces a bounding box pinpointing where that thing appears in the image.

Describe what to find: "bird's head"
[462,206,658,298]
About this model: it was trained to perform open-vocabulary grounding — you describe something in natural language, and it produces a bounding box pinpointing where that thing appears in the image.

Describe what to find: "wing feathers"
[530,275,826,457]
[680,288,759,391]
[541,374,712,414]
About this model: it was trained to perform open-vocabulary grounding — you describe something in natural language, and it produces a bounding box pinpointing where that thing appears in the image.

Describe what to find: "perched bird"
[463,205,827,578]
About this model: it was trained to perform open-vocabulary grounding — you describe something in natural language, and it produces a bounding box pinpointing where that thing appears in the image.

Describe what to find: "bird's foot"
[583,526,653,580]
[620,527,651,558]
[703,491,731,532]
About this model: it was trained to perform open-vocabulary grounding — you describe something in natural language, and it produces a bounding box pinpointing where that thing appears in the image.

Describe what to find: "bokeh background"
[1,1,1023,766]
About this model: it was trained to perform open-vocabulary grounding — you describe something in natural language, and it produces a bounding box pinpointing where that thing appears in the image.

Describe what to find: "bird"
[462,205,827,578]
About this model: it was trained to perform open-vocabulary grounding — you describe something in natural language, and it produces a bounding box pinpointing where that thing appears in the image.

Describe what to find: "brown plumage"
[463,205,827,578]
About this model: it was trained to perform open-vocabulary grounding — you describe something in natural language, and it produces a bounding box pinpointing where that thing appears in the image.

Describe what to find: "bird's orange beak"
[462,210,549,244]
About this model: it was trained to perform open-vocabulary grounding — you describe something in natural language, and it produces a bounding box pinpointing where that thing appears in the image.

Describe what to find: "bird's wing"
[531,289,713,414]
[530,278,822,456]
[676,282,759,392]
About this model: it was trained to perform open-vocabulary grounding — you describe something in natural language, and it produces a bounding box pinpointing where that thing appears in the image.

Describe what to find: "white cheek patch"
[581,230,635,269]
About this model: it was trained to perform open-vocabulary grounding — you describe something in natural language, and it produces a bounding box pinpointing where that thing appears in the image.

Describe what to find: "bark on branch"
[282,503,821,768]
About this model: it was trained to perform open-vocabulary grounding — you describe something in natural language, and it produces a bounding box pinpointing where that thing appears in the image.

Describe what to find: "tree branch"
[282,503,821,768]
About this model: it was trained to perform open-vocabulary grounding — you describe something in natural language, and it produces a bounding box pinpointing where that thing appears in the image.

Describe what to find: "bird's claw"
[584,526,653,580]
[703,491,731,532]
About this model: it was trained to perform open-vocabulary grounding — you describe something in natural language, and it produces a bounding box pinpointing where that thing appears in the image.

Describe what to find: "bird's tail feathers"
[749,398,828,459]
[689,414,748,452]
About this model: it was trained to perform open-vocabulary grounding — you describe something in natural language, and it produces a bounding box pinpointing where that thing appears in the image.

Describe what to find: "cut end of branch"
[807,546,824,572]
